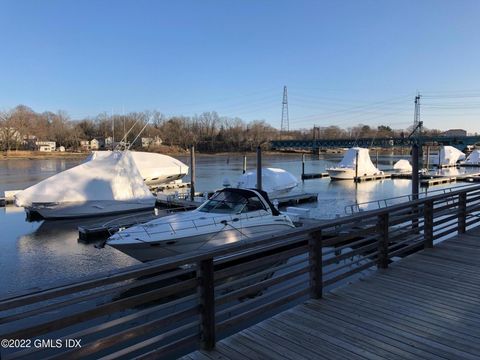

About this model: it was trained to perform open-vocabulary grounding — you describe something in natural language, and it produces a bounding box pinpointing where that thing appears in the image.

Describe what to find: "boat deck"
[184,227,480,360]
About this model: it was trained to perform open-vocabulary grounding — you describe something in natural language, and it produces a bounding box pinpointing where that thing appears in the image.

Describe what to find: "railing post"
[308,230,323,299]
[197,258,215,350]
[377,213,389,269]
[424,200,434,248]
[458,192,467,234]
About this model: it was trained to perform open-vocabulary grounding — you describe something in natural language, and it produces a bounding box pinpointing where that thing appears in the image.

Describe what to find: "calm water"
[0,153,477,297]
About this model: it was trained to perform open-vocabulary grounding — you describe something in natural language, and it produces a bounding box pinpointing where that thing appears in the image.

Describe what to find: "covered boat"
[393,159,412,173]
[107,188,295,262]
[235,168,299,198]
[88,151,188,186]
[15,151,156,219]
[326,147,382,180]
[465,149,480,165]
[430,146,466,166]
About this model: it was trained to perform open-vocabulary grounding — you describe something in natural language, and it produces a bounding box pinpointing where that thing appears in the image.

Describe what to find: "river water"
[0,152,477,297]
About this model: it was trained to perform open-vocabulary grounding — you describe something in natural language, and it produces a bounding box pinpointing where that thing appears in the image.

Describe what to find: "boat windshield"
[198,191,266,214]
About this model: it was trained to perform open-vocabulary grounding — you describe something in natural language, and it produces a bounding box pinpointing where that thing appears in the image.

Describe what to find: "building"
[80,140,90,151]
[141,136,163,148]
[35,141,56,152]
[90,139,100,150]
[443,129,467,137]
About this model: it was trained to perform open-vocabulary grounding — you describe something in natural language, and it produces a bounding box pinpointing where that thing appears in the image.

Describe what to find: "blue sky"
[1,0,480,132]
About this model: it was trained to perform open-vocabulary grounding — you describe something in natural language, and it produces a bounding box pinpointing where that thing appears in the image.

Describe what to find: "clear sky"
[1,0,480,132]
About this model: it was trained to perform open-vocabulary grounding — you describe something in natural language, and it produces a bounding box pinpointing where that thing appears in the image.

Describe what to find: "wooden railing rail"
[1,184,480,359]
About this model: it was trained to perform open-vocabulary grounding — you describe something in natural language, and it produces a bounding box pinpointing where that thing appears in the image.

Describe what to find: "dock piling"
[256,146,262,191]
[301,153,305,181]
[242,155,247,174]
[190,145,196,202]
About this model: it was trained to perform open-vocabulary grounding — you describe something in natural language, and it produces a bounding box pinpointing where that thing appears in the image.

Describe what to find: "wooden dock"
[421,176,457,187]
[354,173,392,182]
[301,172,329,180]
[185,227,480,360]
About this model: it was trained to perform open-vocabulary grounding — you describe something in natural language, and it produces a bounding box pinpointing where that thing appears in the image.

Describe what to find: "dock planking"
[184,227,480,360]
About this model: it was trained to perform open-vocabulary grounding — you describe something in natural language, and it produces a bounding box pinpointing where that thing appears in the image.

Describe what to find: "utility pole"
[281,86,289,136]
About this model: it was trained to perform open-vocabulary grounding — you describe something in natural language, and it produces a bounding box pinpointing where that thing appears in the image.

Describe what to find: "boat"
[326,147,382,180]
[15,151,156,219]
[393,159,412,173]
[107,188,295,262]
[88,151,188,187]
[235,168,299,198]
[429,146,466,167]
[464,149,480,165]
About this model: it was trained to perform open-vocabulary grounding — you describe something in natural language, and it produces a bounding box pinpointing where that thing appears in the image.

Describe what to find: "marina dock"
[2,185,480,359]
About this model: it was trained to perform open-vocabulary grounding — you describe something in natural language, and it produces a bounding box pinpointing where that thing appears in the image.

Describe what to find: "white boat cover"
[332,147,381,175]
[88,151,188,182]
[15,151,155,207]
[393,159,412,172]
[465,149,480,165]
[438,146,466,166]
[236,168,298,196]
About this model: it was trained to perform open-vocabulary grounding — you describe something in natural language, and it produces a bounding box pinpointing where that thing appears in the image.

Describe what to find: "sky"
[1,0,480,132]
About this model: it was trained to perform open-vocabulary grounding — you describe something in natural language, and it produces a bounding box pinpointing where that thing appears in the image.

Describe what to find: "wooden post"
[424,200,434,248]
[308,230,323,299]
[458,192,467,234]
[197,258,215,350]
[242,155,247,174]
[426,145,430,170]
[256,146,262,191]
[301,153,305,181]
[375,150,379,168]
[354,150,359,182]
[377,213,389,269]
[190,145,196,202]
[411,143,419,201]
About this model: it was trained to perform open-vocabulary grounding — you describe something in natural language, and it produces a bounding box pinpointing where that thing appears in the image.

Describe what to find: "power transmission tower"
[281,86,289,133]
[413,93,422,136]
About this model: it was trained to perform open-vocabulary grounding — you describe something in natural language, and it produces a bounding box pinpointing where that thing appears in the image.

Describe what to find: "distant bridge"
[271,135,480,151]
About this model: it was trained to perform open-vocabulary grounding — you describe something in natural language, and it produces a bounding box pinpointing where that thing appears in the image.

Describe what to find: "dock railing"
[1,185,480,359]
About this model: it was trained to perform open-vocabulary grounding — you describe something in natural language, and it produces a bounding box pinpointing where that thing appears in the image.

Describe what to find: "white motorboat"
[88,151,188,186]
[15,151,156,219]
[326,147,382,180]
[236,168,299,198]
[107,188,295,262]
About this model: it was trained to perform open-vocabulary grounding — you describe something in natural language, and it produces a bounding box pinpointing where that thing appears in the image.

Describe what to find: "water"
[0,153,477,297]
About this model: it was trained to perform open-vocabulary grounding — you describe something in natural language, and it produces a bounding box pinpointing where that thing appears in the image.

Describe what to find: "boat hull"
[108,223,294,262]
[26,199,156,220]
[326,168,356,180]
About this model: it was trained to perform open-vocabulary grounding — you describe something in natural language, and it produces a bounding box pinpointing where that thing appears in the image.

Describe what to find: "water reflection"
[0,154,476,297]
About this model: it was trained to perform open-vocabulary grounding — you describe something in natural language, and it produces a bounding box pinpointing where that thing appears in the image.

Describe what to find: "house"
[90,139,100,150]
[141,136,163,148]
[443,129,467,137]
[35,141,56,152]
[80,140,90,151]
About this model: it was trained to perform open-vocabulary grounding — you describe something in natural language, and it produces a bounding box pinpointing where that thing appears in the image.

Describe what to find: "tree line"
[0,105,442,152]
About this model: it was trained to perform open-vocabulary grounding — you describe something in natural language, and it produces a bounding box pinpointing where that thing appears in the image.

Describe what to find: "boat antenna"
[127,117,151,150]
[115,115,143,150]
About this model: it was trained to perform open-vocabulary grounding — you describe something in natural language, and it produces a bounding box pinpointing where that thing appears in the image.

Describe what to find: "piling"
[375,150,379,168]
[426,145,430,170]
[301,153,305,181]
[256,146,262,191]
[190,145,196,201]
[242,155,247,174]
[412,143,419,200]
[355,150,359,180]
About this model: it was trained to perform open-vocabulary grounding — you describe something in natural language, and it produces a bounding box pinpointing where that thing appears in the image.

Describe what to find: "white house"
[36,141,56,152]
[90,139,100,150]
[141,136,163,148]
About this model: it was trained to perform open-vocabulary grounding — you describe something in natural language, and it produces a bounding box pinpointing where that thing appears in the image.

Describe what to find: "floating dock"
[301,172,329,180]
[354,173,392,182]
[421,176,457,187]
